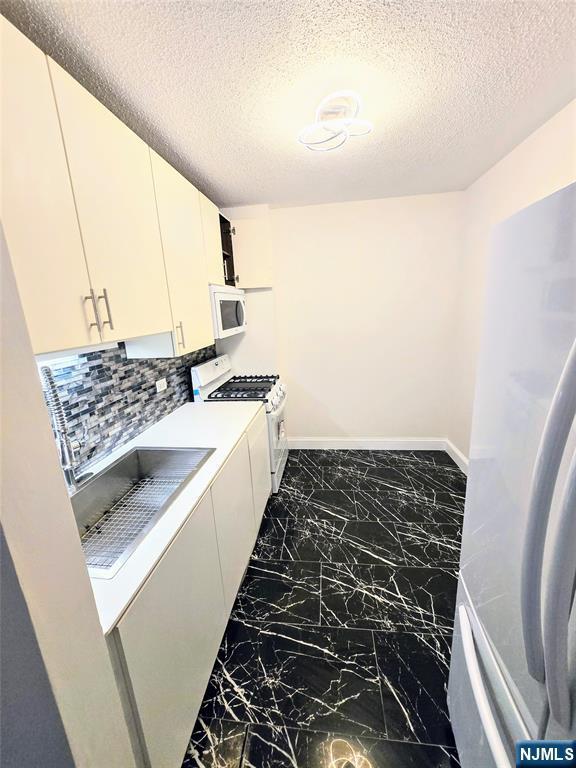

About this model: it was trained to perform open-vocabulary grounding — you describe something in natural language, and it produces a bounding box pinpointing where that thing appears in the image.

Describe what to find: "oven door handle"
[271,393,287,420]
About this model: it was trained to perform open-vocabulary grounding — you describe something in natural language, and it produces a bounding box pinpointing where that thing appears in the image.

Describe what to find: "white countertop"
[88,401,263,635]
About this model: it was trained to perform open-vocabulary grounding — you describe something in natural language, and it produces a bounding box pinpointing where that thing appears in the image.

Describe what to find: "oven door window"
[220,299,244,331]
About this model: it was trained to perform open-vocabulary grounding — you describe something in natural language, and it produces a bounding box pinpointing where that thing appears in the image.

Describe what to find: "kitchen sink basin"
[72,447,214,579]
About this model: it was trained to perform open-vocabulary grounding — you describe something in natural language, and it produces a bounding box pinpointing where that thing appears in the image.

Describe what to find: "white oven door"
[213,293,246,339]
[268,395,288,491]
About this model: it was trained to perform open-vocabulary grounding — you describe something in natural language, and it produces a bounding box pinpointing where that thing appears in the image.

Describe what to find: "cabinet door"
[246,407,271,529]
[150,150,214,355]
[48,59,171,343]
[232,216,274,288]
[1,20,98,353]
[199,192,225,285]
[211,435,256,611]
[116,492,226,768]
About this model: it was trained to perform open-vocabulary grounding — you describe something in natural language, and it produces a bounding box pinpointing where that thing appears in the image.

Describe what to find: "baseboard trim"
[443,439,469,474]
[287,436,469,475]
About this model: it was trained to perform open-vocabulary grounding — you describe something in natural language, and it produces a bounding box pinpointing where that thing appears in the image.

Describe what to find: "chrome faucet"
[40,365,90,492]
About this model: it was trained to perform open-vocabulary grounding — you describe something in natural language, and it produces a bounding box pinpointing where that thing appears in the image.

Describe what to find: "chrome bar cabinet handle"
[84,288,102,334]
[176,321,185,348]
[98,288,115,330]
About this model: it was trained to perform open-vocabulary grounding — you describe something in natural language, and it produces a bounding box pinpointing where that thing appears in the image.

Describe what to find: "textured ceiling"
[2,0,575,207]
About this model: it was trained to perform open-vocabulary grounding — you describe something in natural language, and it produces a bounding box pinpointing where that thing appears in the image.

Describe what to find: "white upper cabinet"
[222,204,274,288]
[0,19,99,353]
[148,150,214,355]
[48,59,172,343]
[199,191,225,285]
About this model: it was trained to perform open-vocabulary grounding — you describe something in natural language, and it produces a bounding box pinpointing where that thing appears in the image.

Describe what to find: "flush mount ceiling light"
[298,91,372,152]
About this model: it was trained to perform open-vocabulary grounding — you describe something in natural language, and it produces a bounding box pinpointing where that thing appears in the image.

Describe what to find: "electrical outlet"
[155,377,167,394]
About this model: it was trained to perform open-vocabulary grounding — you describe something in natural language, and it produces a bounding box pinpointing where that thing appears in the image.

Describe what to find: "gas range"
[206,374,286,412]
[191,357,286,414]
[190,355,288,493]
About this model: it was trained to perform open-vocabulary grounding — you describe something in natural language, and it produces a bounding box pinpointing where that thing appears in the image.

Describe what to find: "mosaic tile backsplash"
[41,342,216,473]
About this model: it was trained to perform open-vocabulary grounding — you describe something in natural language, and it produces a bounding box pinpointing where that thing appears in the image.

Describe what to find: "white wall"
[1,230,137,768]
[269,192,464,442]
[216,288,278,373]
[225,100,575,461]
[449,99,576,456]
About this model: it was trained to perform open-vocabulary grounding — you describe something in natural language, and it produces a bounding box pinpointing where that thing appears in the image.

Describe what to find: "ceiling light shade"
[298,91,372,152]
[297,120,348,151]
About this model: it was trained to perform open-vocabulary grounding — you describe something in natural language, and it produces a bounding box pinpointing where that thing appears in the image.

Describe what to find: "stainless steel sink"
[72,447,214,579]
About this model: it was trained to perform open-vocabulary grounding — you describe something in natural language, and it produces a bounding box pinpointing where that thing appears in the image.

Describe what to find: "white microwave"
[210,285,247,339]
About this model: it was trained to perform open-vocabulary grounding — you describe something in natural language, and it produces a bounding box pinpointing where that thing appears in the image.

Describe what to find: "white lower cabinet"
[115,491,226,768]
[113,412,271,766]
[246,407,272,529]
[210,434,257,613]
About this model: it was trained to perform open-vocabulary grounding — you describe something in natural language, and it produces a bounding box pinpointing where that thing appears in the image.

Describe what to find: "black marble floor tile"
[251,518,287,560]
[282,518,406,567]
[288,449,461,472]
[199,620,386,738]
[370,450,459,470]
[287,449,373,469]
[345,449,383,466]
[320,564,458,634]
[396,523,462,568]
[354,491,464,525]
[360,465,466,498]
[416,488,466,511]
[397,464,467,497]
[265,489,357,521]
[362,466,422,493]
[231,561,321,625]
[182,717,246,768]
[375,632,454,747]
[322,465,371,490]
[278,464,324,491]
[243,724,461,767]
[264,488,311,519]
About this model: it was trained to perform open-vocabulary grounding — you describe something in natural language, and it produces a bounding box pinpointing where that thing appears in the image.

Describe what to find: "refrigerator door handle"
[521,338,576,683]
[543,448,576,730]
[459,604,513,768]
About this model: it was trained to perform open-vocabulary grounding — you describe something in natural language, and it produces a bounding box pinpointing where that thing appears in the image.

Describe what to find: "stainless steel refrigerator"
[448,182,576,767]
